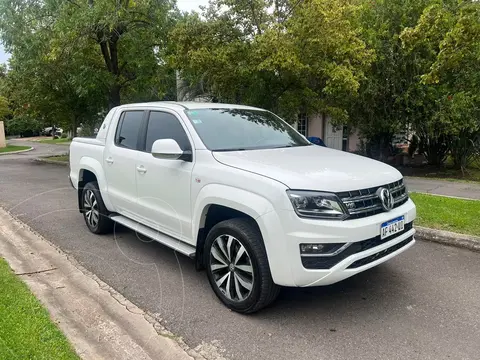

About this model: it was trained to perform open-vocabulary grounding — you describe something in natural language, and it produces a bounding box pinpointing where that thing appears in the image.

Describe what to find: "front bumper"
[258,199,416,287]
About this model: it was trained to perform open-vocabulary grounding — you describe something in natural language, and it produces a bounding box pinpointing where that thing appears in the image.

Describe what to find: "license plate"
[381,216,405,240]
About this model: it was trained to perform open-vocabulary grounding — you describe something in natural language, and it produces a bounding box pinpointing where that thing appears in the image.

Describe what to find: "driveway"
[405,177,480,200]
[0,140,68,160]
[0,159,479,360]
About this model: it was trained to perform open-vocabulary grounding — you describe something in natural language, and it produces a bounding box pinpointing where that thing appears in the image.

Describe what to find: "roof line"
[161,101,188,109]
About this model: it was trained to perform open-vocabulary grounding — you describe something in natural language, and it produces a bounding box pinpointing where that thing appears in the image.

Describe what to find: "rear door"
[103,110,145,219]
[135,110,195,244]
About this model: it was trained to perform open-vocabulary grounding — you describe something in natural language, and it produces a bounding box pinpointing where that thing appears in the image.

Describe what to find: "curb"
[411,192,479,202]
[416,226,480,252]
[0,146,34,155]
[0,206,212,360]
[34,157,69,166]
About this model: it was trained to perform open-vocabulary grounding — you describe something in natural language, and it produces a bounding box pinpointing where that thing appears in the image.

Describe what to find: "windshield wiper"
[213,148,248,152]
[214,144,308,151]
[270,145,294,149]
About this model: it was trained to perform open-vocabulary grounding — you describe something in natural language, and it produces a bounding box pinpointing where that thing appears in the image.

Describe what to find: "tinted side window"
[145,112,191,152]
[115,111,144,150]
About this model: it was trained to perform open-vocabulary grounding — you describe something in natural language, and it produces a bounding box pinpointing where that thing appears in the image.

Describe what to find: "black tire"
[205,218,280,314]
[80,182,113,234]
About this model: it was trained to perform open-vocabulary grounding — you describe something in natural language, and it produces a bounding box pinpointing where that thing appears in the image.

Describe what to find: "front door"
[103,110,144,220]
[135,110,194,244]
[324,117,343,150]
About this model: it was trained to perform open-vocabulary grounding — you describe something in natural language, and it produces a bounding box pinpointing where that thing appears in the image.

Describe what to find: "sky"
[0,0,209,65]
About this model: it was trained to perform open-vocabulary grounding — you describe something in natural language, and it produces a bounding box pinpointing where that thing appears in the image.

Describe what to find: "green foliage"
[347,0,434,143]
[401,0,480,167]
[5,114,43,137]
[171,0,373,121]
[0,0,478,167]
[347,0,479,166]
[0,0,178,135]
[0,95,9,120]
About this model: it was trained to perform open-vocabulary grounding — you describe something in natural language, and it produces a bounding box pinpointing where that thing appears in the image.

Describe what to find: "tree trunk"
[71,116,78,138]
[98,30,122,110]
[109,85,121,109]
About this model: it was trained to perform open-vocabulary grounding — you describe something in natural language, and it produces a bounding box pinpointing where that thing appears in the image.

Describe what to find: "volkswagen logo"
[376,187,394,211]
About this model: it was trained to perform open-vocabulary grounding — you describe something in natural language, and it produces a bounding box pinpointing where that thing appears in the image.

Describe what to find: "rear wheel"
[205,218,280,314]
[81,182,112,234]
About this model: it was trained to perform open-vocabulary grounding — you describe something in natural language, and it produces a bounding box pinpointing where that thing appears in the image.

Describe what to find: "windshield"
[184,108,311,151]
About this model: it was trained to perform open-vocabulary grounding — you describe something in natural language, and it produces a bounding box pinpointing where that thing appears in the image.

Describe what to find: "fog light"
[299,243,348,256]
[300,244,325,254]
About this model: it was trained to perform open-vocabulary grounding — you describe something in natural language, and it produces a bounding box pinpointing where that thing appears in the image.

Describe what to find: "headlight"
[286,190,348,220]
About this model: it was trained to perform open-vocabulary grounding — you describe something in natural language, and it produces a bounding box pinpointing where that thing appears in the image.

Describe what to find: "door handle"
[106,157,114,165]
[136,165,147,174]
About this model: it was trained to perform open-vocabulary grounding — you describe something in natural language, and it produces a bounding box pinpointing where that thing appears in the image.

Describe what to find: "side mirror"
[151,139,192,161]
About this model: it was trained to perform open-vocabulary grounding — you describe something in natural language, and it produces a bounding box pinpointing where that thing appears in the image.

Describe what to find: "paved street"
[405,177,480,200]
[1,139,68,160]
[0,157,479,360]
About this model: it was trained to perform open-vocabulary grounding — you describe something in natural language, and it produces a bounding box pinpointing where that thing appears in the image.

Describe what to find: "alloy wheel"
[83,189,99,229]
[209,234,255,302]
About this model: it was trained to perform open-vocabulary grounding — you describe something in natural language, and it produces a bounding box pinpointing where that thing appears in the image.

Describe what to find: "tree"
[0,95,9,120]
[4,114,43,137]
[346,0,435,159]
[401,0,480,168]
[0,65,9,121]
[171,0,373,121]
[50,0,178,108]
[0,0,178,136]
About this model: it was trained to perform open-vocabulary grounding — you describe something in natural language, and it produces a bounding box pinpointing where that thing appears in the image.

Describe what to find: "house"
[293,113,361,152]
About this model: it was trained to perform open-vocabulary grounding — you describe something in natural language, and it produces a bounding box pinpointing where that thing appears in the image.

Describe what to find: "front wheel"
[205,218,280,314]
[80,182,112,234]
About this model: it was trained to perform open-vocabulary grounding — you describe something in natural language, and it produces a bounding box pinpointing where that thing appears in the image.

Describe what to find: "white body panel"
[212,145,402,192]
[69,102,416,288]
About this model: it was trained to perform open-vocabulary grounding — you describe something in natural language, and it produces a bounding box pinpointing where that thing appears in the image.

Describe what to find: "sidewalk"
[0,207,204,360]
[404,177,480,200]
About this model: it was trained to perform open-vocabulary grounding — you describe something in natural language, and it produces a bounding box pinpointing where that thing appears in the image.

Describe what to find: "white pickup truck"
[69,102,416,313]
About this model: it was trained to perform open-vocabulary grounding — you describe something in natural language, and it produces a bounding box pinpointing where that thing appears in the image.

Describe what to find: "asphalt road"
[1,157,479,360]
[405,177,480,200]
[0,139,68,159]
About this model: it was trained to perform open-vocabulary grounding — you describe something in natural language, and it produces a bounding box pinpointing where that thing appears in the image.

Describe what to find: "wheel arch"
[193,185,274,270]
[77,157,114,212]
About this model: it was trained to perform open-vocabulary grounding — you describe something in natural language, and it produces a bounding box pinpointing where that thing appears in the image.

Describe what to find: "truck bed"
[69,137,106,189]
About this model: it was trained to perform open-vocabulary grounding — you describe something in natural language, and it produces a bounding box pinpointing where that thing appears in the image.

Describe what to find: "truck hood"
[212,145,402,192]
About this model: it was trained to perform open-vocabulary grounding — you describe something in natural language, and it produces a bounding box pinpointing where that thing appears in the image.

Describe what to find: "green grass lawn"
[44,155,69,163]
[0,258,79,359]
[410,193,480,236]
[38,138,71,145]
[0,145,31,153]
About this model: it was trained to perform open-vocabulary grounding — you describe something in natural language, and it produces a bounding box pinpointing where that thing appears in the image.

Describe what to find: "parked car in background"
[42,126,63,137]
[308,136,326,147]
[77,124,100,137]
[69,102,416,313]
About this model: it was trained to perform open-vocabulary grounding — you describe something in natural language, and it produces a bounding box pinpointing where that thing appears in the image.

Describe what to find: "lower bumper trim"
[347,236,414,269]
[301,222,414,270]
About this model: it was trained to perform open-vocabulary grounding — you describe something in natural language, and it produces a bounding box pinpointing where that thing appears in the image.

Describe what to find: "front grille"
[337,179,409,220]
[347,236,414,269]
[301,222,413,269]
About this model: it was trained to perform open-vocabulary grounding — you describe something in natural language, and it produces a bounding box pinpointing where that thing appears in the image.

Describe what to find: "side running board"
[110,215,196,258]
